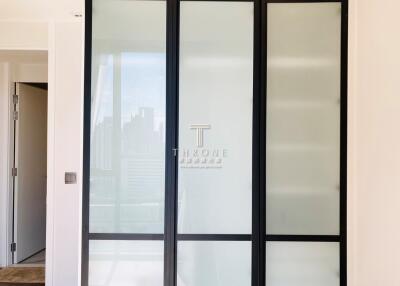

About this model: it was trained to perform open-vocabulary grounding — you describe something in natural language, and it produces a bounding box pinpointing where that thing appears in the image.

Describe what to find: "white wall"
[350,0,400,285]
[0,2,84,286]
[0,22,48,50]
[14,63,48,83]
[0,0,83,21]
[46,20,83,286]
[0,0,82,51]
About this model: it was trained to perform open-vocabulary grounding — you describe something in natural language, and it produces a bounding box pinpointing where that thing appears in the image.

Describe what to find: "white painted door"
[14,83,47,263]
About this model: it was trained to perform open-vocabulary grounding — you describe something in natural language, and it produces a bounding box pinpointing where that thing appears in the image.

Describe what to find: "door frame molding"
[10,82,48,264]
[0,54,48,268]
[5,81,49,266]
[4,78,16,267]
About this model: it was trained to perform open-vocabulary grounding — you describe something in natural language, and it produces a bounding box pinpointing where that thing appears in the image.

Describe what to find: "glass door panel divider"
[165,1,179,286]
[81,0,92,282]
[252,1,266,286]
[340,1,348,285]
[82,0,348,286]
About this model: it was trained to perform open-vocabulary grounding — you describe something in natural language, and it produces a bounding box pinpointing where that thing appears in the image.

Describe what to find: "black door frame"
[82,0,348,285]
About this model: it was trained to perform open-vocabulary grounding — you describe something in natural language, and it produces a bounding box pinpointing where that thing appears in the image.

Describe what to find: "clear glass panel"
[90,0,166,233]
[266,242,340,286]
[177,241,251,286]
[266,3,341,235]
[89,240,164,286]
[178,1,253,234]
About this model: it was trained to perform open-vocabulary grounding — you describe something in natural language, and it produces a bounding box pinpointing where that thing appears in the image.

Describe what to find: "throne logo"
[190,124,210,147]
[174,124,227,169]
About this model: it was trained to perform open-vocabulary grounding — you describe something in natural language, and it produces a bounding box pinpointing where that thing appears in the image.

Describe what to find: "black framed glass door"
[82,0,347,285]
[176,2,253,285]
[83,1,167,285]
[265,3,346,286]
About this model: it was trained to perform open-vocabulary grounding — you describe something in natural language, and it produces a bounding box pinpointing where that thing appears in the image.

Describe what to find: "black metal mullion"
[177,234,252,241]
[340,0,348,286]
[89,233,165,240]
[180,0,342,2]
[82,0,93,283]
[181,0,254,2]
[267,0,341,3]
[165,1,180,286]
[260,1,267,286]
[252,0,267,286]
[266,235,340,242]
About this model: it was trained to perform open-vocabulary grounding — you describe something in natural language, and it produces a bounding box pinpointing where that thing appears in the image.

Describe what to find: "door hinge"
[12,167,17,177]
[13,94,18,105]
[13,111,18,120]
[11,242,16,252]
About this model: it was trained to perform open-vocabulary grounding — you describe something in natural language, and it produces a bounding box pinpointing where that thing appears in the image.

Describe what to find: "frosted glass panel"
[177,241,251,286]
[89,240,164,286]
[89,0,166,233]
[266,3,341,235]
[178,2,253,234]
[266,242,340,286]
